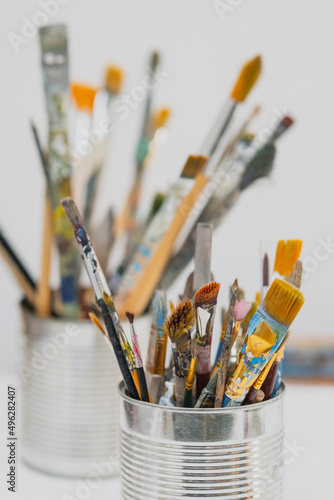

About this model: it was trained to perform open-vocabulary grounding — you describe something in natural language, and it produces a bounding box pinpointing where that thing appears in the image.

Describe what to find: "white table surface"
[0,376,332,499]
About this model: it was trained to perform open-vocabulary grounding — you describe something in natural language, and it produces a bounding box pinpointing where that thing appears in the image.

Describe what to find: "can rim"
[119,380,286,413]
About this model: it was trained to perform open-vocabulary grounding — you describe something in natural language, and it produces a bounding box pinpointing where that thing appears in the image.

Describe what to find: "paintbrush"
[36,194,53,317]
[223,279,304,407]
[201,55,262,157]
[145,289,168,403]
[194,281,220,398]
[93,65,124,127]
[116,155,208,316]
[0,228,36,306]
[183,336,198,407]
[244,333,290,405]
[126,312,150,403]
[164,299,195,407]
[61,197,140,399]
[39,25,80,317]
[123,52,160,255]
[274,240,303,277]
[215,279,238,407]
[261,334,290,401]
[30,121,53,317]
[160,115,293,290]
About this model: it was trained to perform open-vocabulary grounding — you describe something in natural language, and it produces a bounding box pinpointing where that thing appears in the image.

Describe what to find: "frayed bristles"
[181,155,208,179]
[126,311,134,324]
[274,239,303,276]
[71,83,97,111]
[286,260,303,289]
[263,278,304,327]
[164,299,195,342]
[230,55,262,102]
[105,66,123,93]
[194,281,221,306]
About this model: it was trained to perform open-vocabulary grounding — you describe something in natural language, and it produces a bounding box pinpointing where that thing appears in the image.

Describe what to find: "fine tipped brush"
[274,240,303,277]
[183,336,198,407]
[201,55,262,157]
[145,290,168,403]
[165,298,195,406]
[126,312,150,403]
[61,197,139,400]
[39,25,81,317]
[0,228,36,305]
[194,281,220,398]
[123,52,160,255]
[223,279,304,407]
[215,279,238,407]
[262,252,270,299]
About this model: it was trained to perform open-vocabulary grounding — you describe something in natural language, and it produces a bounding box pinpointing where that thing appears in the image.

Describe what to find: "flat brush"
[183,336,198,408]
[0,228,36,305]
[223,279,304,407]
[126,312,150,403]
[201,55,262,157]
[274,240,303,277]
[61,197,139,400]
[39,25,80,317]
[194,281,220,398]
[215,279,238,407]
[286,259,303,289]
[165,298,195,407]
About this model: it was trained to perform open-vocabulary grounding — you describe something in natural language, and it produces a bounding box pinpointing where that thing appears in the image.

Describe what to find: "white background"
[0,2,333,498]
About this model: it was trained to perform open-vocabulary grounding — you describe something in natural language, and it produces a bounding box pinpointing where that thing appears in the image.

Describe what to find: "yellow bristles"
[105,66,123,94]
[230,55,262,102]
[263,279,304,328]
[255,291,261,306]
[71,83,97,112]
[152,107,171,130]
[274,239,303,276]
[194,281,220,306]
[164,299,195,343]
[181,155,208,179]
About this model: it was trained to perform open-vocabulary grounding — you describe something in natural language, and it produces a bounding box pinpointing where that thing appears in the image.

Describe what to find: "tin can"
[119,382,285,498]
[19,305,121,477]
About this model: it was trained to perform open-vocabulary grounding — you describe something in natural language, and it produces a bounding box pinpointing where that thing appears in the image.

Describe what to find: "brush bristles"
[89,312,106,335]
[126,311,134,324]
[71,83,97,111]
[194,281,220,306]
[61,197,83,229]
[286,260,303,289]
[105,66,123,93]
[150,51,160,71]
[263,279,304,328]
[181,155,208,179]
[263,253,269,287]
[164,299,195,342]
[274,239,303,276]
[230,55,262,102]
[153,108,170,130]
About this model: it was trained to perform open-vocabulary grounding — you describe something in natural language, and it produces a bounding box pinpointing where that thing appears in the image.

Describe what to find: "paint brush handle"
[261,361,280,401]
[136,367,150,403]
[201,99,237,157]
[98,298,139,400]
[183,356,197,408]
[36,193,52,317]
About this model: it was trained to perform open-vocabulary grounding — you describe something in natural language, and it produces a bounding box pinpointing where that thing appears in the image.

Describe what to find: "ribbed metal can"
[19,305,121,477]
[119,382,285,499]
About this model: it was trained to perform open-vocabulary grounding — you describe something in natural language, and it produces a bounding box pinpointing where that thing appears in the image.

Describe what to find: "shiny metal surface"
[119,382,285,499]
[20,306,121,477]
